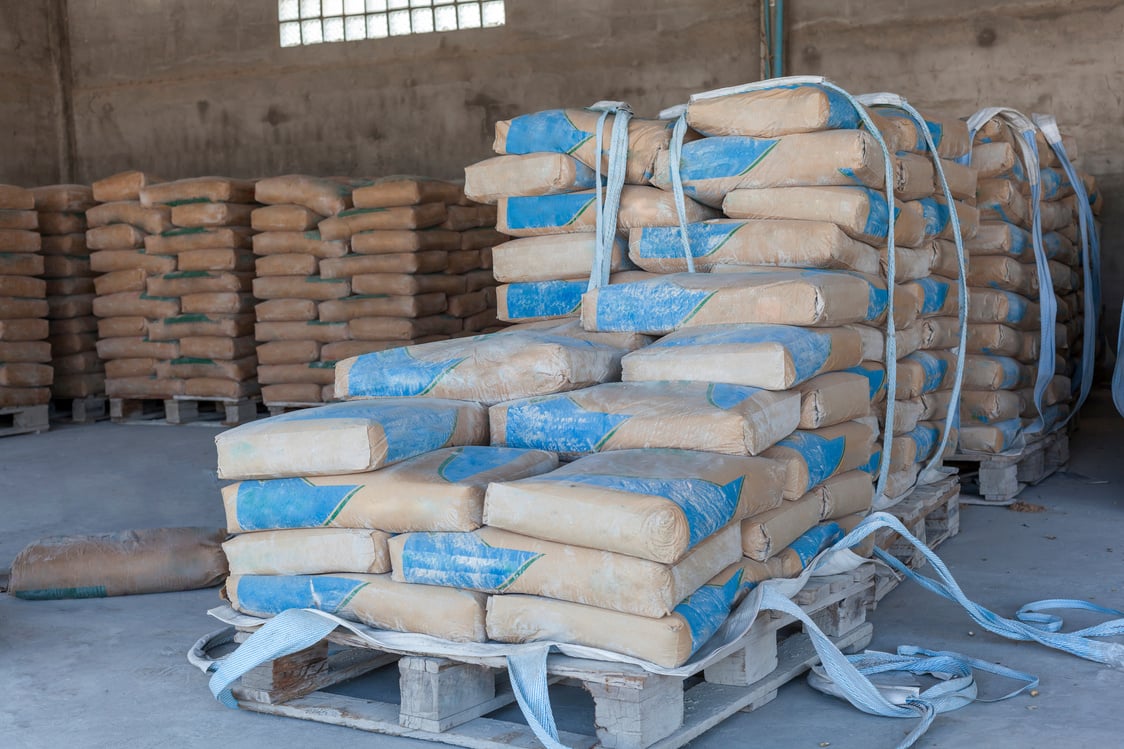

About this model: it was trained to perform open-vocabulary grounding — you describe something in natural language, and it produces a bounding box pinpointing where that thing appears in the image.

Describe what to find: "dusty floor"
[2,393,1123,747]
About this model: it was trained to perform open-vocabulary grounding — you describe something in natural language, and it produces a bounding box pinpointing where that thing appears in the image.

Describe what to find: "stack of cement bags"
[32,184,103,402]
[0,185,51,407]
[139,177,259,401]
[464,108,715,322]
[88,171,183,400]
[251,175,505,408]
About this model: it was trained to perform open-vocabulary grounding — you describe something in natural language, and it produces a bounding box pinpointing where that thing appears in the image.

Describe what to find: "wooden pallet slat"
[949,430,1069,505]
[110,396,260,426]
[0,404,50,437]
[50,395,108,424]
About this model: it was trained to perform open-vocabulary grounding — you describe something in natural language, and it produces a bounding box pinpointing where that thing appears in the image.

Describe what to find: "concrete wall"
[785,0,1124,338]
[63,0,757,182]
[0,1,68,186]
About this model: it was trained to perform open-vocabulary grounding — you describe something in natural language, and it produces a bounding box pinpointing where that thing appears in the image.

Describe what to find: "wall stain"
[196,100,210,119]
[977,28,997,47]
[262,105,290,127]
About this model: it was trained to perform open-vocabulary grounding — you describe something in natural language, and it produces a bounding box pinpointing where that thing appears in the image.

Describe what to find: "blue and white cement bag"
[968,289,1039,330]
[896,350,957,399]
[333,331,625,405]
[388,524,741,618]
[846,361,888,403]
[912,196,980,240]
[489,381,800,457]
[966,221,1033,260]
[225,573,488,642]
[627,219,880,274]
[620,324,864,390]
[215,399,488,480]
[222,528,391,575]
[962,355,1033,391]
[722,186,927,248]
[501,319,653,352]
[740,493,822,561]
[492,234,631,283]
[222,446,558,533]
[581,270,894,334]
[496,271,654,323]
[888,422,941,471]
[685,83,860,137]
[761,420,876,499]
[955,390,1025,424]
[464,153,599,204]
[483,448,785,564]
[796,372,872,429]
[497,186,717,237]
[958,419,1023,453]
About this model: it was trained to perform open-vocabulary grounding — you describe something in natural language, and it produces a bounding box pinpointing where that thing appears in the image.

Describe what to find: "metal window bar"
[279,0,505,47]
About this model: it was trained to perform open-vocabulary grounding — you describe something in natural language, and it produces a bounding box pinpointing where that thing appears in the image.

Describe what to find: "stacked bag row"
[33,184,103,402]
[250,175,505,408]
[0,185,51,407]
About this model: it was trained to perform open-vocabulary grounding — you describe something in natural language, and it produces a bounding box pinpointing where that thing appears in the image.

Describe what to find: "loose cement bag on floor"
[389,524,740,618]
[483,448,785,564]
[226,573,487,642]
[223,529,391,575]
[465,153,598,204]
[223,446,557,534]
[490,381,799,458]
[628,219,880,274]
[216,398,488,480]
[582,270,896,333]
[620,323,863,390]
[334,330,624,405]
[761,420,875,499]
[8,527,227,599]
[721,186,926,248]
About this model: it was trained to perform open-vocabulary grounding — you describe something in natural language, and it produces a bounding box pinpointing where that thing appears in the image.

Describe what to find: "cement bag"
[258,363,336,386]
[148,313,254,340]
[970,142,1024,180]
[722,186,926,248]
[497,271,653,323]
[89,250,176,274]
[914,197,980,241]
[484,448,785,564]
[893,153,936,201]
[222,529,390,575]
[464,153,598,204]
[494,109,673,185]
[145,227,254,253]
[224,446,556,534]
[86,225,145,251]
[502,319,653,352]
[148,271,252,296]
[965,222,1032,261]
[940,157,979,201]
[957,390,1024,424]
[170,202,254,228]
[888,423,940,471]
[91,171,163,203]
[226,573,487,642]
[875,109,970,159]
[180,336,256,360]
[256,320,349,342]
[255,341,320,365]
[349,315,463,341]
[0,340,51,362]
[91,292,179,319]
[0,298,48,320]
[620,324,863,390]
[628,219,880,274]
[32,184,94,212]
[880,246,933,284]
[977,180,1030,227]
[42,254,91,280]
[320,252,448,277]
[0,275,45,297]
[157,356,256,381]
[493,234,629,283]
[761,420,875,499]
[0,386,50,406]
[919,316,962,350]
[796,372,872,429]
[766,521,850,577]
[318,204,448,239]
[318,294,446,321]
[85,202,171,234]
[184,378,259,399]
[252,231,348,258]
[497,186,716,237]
[582,270,896,334]
[215,398,488,480]
[962,355,1032,391]
[0,253,44,276]
[903,275,961,319]
[254,175,354,216]
[490,562,740,669]
[958,419,1022,453]
[176,249,255,273]
[251,205,323,232]
[0,363,53,387]
[7,527,227,599]
[650,130,887,208]
[685,83,860,137]
[741,493,822,561]
[1050,260,1078,293]
[139,177,254,207]
[490,381,799,457]
[966,323,1025,357]
[0,228,41,252]
[35,212,84,234]
[968,289,1039,330]
[873,398,924,436]
[252,275,350,300]
[350,176,462,209]
[389,524,740,618]
[335,330,623,404]
[1043,232,1078,264]
[896,351,956,399]
[105,376,185,398]
[99,337,172,362]
[347,231,461,257]
[815,470,874,520]
[181,291,255,315]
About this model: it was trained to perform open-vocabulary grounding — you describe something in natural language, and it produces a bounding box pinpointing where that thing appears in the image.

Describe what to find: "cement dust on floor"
[2,394,1124,748]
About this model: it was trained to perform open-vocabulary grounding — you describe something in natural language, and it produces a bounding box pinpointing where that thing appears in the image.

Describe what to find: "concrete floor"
[2,393,1123,748]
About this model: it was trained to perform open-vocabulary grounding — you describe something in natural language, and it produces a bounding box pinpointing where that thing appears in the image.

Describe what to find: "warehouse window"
[279,0,505,46]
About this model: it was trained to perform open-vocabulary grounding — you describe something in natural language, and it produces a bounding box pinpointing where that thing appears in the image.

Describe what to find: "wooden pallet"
[265,401,323,416]
[110,396,260,426]
[49,395,108,424]
[870,475,960,605]
[223,564,876,749]
[0,404,49,438]
[948,430,1069,505]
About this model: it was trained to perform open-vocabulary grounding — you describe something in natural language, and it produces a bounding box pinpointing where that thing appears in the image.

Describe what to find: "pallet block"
[221,564,877,749]
[871,475,960,605]
[265,401,321,417]
[50,396,108,424]
[950,430,1069,505]
[110,396,260,426]
[0,404,49,438]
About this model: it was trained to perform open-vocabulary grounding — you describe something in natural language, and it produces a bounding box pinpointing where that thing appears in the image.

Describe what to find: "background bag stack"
[0,184,51,408]
[87,171,181,400]
[465,107,715,324]
[251,175,504,409]
[139,177,260,402]
[32,184,103,403]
